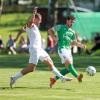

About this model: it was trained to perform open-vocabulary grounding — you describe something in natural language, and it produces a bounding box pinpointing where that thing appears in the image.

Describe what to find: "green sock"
[68,64,78,78]
[55,68,69,80]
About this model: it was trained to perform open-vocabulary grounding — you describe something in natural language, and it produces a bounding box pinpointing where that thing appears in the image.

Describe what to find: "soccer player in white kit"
[10,8,72,88]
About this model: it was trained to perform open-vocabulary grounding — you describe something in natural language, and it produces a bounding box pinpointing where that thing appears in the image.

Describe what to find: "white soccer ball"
[86,66,96,76]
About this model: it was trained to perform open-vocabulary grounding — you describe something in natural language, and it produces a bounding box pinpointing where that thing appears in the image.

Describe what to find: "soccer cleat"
[61,76,73,83]
[10,77,16,88]
[78,73,83,82]
[50,77,56,88]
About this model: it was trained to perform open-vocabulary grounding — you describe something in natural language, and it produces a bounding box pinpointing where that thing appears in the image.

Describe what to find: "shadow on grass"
[0,86,72,91]
[0,54,100,72]
[0,54,62,71]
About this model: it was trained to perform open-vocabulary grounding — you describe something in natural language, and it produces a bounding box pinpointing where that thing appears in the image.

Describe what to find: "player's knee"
[30,66,36,72]
[28,68,34,72]
[65,60,72,67]
[28,65,36,72]
[47,60,54,67]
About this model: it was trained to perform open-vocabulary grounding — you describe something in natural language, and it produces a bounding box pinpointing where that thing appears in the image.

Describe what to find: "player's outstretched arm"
[14,28,25,42]
[48,28,58,45]
[26,7,38,28]
[71,41,86,49]
[14,7,38,42]
[75,32,81,42]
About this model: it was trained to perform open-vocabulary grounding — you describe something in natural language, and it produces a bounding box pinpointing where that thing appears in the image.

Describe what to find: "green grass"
[0,54,100,100]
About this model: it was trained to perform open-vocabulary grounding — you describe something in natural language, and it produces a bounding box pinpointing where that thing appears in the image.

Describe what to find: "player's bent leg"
[46,61,72,88]
[50,75,72,88]
[40,49,72,87]
[55,68,70,80]
[21,64,36,75]
[10,64,36,88]
[44,58,72,81]
[43,58,64,78]
[40,49,64,78]
[65,60,78,77]
[65,60,83,82]
[50,68,70,88]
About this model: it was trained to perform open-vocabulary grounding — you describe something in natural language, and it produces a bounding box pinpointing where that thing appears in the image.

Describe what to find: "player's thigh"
[29,48,40,65]
[58,48,73,64]
[39,49,53,65]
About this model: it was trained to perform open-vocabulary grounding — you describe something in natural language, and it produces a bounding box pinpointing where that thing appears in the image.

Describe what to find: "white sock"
[13,72,23,81]
[52,66,63,78]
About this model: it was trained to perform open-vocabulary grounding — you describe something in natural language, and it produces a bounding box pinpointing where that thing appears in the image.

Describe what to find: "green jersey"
[53,24,76,50]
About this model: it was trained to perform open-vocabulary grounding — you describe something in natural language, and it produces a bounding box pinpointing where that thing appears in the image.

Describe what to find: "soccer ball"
[86,66,96,76]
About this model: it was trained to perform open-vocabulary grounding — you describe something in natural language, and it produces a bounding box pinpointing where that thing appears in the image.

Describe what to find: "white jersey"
[25,24,42,48]
[24,24,51,65]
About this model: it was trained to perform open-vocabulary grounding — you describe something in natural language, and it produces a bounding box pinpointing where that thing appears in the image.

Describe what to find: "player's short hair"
[66,15,75,20]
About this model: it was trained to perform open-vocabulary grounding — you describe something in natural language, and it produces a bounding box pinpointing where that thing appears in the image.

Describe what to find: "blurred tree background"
[0,0,100,55]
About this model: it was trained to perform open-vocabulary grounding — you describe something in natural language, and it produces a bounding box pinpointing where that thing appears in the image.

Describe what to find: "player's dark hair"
[66,15,75,20]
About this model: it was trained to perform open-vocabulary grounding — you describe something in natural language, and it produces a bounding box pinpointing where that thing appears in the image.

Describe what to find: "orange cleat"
[50,77,56,88]
[78,73,83,82]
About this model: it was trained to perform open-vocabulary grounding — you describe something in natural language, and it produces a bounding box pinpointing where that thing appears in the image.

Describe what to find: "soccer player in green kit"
[48,15,86,88]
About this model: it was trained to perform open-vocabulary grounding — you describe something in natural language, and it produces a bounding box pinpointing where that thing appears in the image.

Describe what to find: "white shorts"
[29,47,51,65]
[58,48,73,64]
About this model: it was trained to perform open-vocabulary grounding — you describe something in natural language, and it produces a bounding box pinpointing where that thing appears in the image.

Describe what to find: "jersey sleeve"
[52,25,61,36]
[54,25,61,31]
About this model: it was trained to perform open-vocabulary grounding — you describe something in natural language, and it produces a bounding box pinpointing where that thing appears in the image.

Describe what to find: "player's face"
[34,17,42,27]
[66,19,74,28]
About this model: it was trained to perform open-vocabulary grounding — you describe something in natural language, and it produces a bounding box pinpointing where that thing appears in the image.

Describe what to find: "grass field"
[0,54,100,100]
